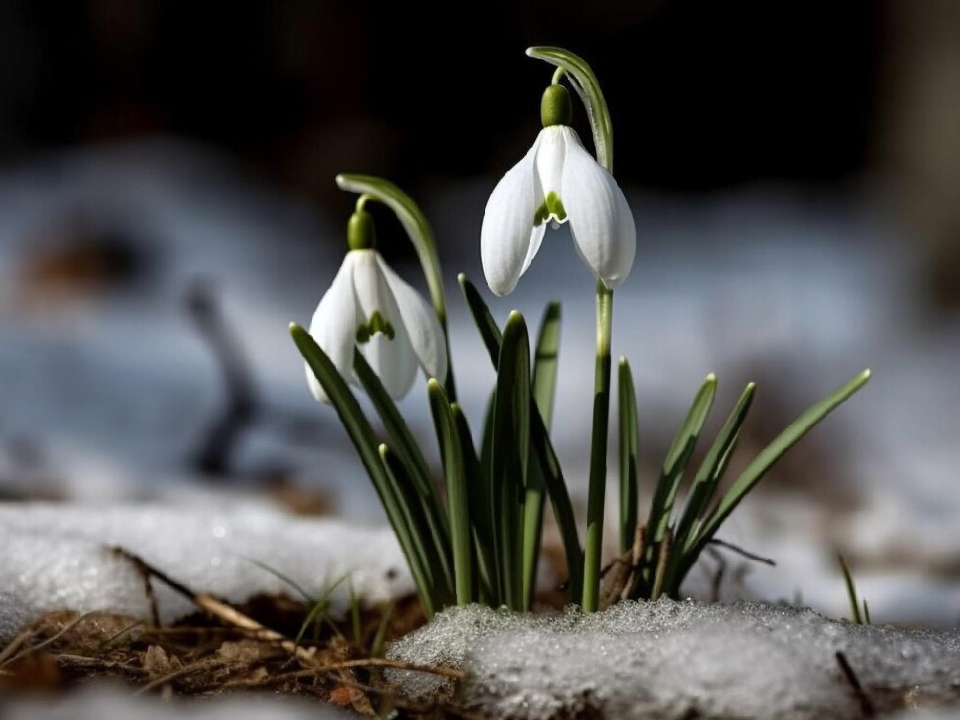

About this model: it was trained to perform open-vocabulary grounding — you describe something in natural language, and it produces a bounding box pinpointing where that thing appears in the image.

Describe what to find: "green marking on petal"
[356,310,396,344]
[533,191,567,226]
[546,191,567,221]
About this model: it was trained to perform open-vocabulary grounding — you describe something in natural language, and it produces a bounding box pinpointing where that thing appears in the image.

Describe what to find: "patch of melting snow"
[0,501,413,641]
[1,685,347,719]
[387,600,960,720]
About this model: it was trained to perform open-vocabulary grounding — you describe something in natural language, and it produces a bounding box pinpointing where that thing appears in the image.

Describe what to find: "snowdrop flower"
[306,209,447,403]
[481,83,636,296]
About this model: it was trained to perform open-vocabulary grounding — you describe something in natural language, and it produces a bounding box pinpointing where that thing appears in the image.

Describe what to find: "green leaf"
[370,600,395,657]
[335,174,455,400]
[618,358,639,556]
[458,275,582,603]
[674,382,756,559]
[353,350,453,590]
[522,302,562,609]
[532,302,562,428]
[295,573,348,645]
[493,311,531,610]
[838,553,863,624]
[526,46,614,172]
[478,389,501,602]
[458,273,502,363]
[529,419,584,603]
[378,444,449,609]
[241,556,314,604]
[290,323,435,617]
[451,402,496,605]
[694,369,872,555]
[427,380,474,605]
[646,375,718,549]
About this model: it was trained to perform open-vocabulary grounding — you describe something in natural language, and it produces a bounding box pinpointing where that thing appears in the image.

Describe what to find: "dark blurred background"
[1,0,959,623]
[4,1,956,300]
[0,1,881,191]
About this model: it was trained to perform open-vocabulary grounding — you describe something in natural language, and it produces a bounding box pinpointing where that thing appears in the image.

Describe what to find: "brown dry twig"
[109,545,463,684]
[836,651,876,718]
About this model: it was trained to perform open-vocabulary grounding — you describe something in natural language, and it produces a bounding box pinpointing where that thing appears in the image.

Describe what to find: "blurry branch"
[184,278,257,477]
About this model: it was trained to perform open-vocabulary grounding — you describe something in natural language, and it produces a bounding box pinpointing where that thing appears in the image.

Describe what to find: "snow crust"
[1,685,346,719]
[388,600,960,720]
[0,502,413,640]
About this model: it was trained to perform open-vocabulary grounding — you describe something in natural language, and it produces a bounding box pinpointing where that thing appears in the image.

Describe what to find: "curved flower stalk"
[306,209,447,403]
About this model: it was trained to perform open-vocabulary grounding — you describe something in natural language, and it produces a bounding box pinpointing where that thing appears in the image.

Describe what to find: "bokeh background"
[1,1,959,624]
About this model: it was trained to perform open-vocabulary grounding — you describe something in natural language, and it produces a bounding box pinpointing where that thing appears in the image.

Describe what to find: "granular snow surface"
[387,600,960,720]
[0,501,413,640]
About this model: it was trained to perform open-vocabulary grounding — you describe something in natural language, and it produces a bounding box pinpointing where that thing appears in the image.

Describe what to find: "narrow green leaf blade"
[674,382,756,557]
[522,302,562,608]
[354,350,453,589]
[532,302,562,429]
[458,273,502,364]
[493,311,531,610]
[427,380,474,605]
[695,369,872,553]
[839,554,863,624]
[618,358,639,556]
[459,281,583,603]
[379,443,447,609]
[452,402,496,605]
[290,323,435,617]
[646,374,718,546]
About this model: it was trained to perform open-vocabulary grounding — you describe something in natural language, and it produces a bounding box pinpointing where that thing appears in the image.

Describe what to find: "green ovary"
[356,310,396,343]
[533,191,567,225]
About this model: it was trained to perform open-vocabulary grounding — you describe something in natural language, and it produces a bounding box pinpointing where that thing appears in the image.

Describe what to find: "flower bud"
[347,209,376,251]
[541,84,572,128]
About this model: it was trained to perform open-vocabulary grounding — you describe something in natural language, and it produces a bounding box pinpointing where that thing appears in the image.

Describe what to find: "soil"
[0,594,479,717]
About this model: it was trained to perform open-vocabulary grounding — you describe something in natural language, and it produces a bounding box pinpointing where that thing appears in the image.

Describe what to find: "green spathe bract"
[291,46,871,615]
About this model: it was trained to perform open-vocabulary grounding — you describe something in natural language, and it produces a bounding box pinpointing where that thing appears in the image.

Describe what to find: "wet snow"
[388,600,960,720]
[0,501,413,641]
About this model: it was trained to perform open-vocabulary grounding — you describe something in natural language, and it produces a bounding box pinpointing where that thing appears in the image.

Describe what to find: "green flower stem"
[582,282,613,612]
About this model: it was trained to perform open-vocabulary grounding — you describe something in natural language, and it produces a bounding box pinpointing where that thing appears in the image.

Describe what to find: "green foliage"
[839,554,870,624]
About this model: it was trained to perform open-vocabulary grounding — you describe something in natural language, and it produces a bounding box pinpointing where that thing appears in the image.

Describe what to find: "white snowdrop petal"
[520,222,547,277]
[307,254,360,403]
[534,125,565,199]
[351,251,418,399]
[610,183,637,289]
[376,255,448,383]
[480,134,543,296]
[560,127,636,288]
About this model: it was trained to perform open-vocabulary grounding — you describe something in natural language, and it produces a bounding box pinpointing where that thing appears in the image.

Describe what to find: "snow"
[1,685,346,719]
[387,600,960,720]
[0,501,414,641]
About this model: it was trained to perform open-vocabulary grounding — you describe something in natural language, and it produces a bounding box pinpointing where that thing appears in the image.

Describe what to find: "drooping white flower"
[480,85,636,296]
[306,247,447,403]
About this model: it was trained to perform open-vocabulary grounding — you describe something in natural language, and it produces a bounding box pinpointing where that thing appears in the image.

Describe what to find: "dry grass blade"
[1,612,97,667]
